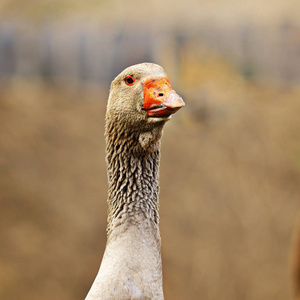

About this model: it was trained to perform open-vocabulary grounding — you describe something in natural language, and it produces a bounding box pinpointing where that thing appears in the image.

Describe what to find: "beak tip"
[165,93,185,110]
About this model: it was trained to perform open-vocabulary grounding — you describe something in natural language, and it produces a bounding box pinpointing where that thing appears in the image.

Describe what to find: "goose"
[85,63,184,300]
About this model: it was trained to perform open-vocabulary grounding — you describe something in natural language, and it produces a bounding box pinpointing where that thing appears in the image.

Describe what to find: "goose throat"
[106,123,161,235]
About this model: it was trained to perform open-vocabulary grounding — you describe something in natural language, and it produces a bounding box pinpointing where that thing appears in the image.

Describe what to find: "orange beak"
[143,77,185,118]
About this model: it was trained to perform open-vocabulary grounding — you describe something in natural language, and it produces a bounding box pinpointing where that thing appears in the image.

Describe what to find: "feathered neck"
[105,116,164,236]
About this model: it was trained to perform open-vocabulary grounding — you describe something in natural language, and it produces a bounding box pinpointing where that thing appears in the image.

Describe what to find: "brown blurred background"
[1,1,300,299]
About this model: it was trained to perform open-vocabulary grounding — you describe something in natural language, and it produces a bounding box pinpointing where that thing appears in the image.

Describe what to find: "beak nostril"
[158,93,164,97]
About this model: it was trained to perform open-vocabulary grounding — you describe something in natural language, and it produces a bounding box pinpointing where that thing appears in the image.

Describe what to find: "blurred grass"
[0,53,300,300]
[1,0,300,26]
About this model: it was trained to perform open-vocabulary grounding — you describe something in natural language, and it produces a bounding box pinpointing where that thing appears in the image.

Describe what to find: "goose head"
[106,63,184,154]
[106,63,184,129]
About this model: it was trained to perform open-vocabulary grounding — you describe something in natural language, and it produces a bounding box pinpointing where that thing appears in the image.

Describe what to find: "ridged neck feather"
[105,116,164,236]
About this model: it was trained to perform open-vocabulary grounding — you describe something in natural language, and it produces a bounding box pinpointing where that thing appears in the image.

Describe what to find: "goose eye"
[125,76,135,85]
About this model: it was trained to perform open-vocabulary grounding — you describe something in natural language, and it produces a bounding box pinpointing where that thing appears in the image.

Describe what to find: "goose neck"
[105,126,161,235]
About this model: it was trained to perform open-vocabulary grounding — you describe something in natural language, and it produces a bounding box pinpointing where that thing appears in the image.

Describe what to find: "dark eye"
[125,76,135,85]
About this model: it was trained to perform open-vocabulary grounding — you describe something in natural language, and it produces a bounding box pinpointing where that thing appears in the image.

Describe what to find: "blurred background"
[1,0,300,299]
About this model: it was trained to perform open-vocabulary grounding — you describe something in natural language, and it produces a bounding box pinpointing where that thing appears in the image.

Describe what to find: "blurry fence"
[0,20,300,86]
